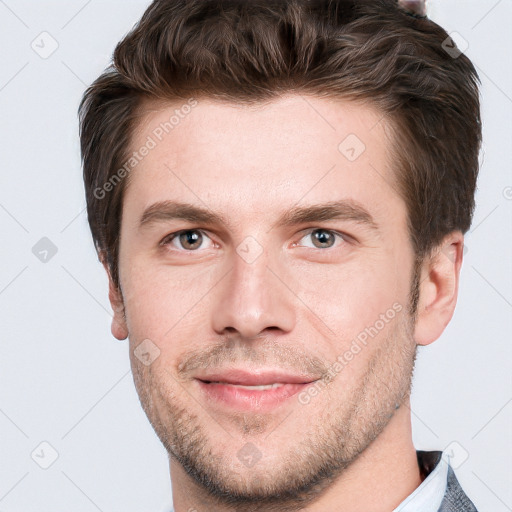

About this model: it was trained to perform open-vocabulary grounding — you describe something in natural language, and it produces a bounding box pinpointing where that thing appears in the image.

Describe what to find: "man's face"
[116,94,418,507]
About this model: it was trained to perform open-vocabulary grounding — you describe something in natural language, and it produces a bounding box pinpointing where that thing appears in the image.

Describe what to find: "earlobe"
[108,280,129,341]
[413,232,464,346]
[100,254,129,341]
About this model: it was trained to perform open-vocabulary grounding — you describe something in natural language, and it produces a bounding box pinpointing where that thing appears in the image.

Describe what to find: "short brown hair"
[79,0,481,289]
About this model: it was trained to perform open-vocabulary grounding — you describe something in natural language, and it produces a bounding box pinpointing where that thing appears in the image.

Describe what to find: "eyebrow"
[138,199,379,232]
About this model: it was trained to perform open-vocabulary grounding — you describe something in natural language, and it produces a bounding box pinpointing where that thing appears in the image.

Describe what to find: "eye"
[161,229,214,251]
[295,228,346,249]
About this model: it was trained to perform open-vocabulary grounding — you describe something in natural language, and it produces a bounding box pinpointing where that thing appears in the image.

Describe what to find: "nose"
[210,246,296,339]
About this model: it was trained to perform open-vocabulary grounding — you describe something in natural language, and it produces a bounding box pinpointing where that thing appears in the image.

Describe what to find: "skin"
[104,94,464,512]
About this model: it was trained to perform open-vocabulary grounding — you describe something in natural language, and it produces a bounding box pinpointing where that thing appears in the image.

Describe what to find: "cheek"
[120,259,218,343]
[285,255,409,341]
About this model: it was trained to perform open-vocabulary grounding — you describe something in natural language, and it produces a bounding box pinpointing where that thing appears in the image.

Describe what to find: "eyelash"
[160,228,348,252]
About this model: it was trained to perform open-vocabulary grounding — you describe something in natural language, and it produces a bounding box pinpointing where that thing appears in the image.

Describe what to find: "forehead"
[123,94,404,230]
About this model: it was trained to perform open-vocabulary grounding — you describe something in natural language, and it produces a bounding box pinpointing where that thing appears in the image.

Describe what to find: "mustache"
[176,337,329,378]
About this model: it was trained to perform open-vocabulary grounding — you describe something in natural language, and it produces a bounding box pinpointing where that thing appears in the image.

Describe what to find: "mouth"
[194,369,320,411]
[200,381,289,390]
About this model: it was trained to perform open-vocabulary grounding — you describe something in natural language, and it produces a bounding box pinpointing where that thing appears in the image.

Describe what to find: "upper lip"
[195,369,320,385]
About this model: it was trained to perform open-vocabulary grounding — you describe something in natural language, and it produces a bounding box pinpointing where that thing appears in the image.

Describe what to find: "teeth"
[211,382,285,390]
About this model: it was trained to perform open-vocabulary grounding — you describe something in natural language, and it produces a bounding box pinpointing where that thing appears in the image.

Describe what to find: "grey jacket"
[417,450,478,511]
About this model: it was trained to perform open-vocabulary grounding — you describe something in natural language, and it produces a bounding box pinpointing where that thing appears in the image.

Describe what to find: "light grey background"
[0,1,510,510]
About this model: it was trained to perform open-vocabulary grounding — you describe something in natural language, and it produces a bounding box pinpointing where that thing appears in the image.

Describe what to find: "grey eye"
[178,230,203,250]
[310,229,336,249]
[296,228,345,250]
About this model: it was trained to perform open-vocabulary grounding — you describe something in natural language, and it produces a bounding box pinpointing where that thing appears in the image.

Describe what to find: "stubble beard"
[130,303,418,512]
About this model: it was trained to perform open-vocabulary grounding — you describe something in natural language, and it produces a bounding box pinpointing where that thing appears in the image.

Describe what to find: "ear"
[413,231,465,346]
[100,253,129,340]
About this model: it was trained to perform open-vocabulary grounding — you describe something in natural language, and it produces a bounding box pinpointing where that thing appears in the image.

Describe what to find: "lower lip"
[196,380,314,411]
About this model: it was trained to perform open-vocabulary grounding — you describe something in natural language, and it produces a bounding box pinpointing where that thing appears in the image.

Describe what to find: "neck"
[169,398,421,512]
